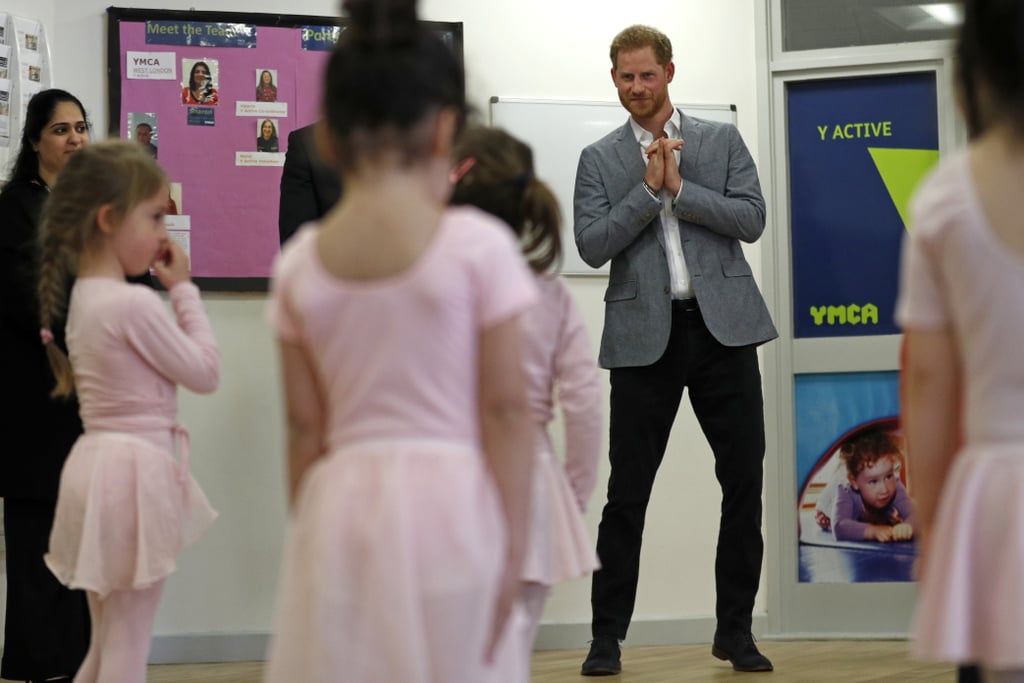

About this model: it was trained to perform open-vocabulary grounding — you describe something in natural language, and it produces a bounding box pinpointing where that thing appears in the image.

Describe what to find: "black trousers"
[591,302,766,638]
[2,497,90,680]
[958,666,981,682]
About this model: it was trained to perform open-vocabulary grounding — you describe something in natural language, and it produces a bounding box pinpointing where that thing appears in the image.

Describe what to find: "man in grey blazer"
[575,25,777,675]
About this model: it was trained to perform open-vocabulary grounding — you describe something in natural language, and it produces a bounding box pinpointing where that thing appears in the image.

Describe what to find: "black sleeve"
[0,183,84,502]
[127,272,156,288]
[0,184,45,336]
[278,127,319,246]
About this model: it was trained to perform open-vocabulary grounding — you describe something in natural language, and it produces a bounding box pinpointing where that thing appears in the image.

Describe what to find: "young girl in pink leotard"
[38,140,219,683]
[450,126,602,682]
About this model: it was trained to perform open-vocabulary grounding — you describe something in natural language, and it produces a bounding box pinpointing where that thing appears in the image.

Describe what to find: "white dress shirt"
[630,111,692,299]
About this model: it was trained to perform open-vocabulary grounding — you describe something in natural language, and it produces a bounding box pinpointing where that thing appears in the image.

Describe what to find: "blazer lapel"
[678,109,704,180]
[613,121,646,184]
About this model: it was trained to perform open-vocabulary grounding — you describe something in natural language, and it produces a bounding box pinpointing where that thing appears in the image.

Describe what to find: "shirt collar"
[629,107,681,146]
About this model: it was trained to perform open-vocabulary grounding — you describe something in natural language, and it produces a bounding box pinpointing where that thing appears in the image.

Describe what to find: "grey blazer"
[573,109,778,369]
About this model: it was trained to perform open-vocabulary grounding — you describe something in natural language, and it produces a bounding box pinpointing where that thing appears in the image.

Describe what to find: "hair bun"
[343,0,419,49]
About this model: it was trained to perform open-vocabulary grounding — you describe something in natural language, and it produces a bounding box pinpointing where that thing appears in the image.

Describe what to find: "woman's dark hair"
[260,69,274,86]
[8,89,87,184]
[956,0,1024,136]
[189,61,212,91]
[450,127,562,274]
[261,119,278,139]
[323,0,466,169]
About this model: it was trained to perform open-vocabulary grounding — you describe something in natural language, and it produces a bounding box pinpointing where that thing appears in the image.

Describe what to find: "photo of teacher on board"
[181,60,219,106]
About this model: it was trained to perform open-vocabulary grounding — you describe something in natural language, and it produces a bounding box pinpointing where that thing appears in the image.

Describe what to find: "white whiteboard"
[489,97,737,275]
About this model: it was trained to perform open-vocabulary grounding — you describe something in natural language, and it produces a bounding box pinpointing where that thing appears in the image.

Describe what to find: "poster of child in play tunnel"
[796,371,918,583]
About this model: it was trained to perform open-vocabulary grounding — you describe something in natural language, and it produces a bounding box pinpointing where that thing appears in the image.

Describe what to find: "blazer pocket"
[721,258,753,278]
[604,279,638,302]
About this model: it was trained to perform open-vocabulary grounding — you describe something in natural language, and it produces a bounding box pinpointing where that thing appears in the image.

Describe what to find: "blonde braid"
[37,212,76,397]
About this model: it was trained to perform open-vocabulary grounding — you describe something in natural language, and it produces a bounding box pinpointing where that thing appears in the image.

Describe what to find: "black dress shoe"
[580,635,622,676]
[711,630,773,672]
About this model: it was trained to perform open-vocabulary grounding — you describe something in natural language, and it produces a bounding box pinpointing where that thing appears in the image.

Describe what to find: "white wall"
[2,2,54,43]
[0,1,57,175]
[41,0,766,656]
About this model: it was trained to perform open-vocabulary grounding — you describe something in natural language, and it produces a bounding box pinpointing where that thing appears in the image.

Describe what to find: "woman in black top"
[0,88,91,683]
[258,118,279,152]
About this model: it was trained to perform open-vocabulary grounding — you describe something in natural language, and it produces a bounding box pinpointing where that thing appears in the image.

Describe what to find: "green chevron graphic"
[867,147,940,231]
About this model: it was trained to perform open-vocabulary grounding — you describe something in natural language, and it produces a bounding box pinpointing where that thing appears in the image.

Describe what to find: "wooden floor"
[135,640,957,682]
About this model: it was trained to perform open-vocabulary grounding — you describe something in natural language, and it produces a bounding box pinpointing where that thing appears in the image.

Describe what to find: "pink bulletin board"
[107,7,464,291]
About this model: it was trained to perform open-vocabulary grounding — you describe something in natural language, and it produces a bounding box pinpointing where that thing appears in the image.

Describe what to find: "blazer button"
[663,286,671,294]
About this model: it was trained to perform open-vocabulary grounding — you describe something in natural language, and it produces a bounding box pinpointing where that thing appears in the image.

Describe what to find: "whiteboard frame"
[489,96,738,276]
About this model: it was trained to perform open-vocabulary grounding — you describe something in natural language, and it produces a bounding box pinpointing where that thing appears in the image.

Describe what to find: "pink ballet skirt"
[911,445,1024,668]
[897,153,1024,667]
[521,437,599,585]
[45,430,217,597]
[263,438,505,683]
[516,275,601,586]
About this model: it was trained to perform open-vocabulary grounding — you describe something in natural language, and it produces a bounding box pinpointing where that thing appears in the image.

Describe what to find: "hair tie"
[40,327,55,346]
[449,156,476,185]
[515,172,532,189]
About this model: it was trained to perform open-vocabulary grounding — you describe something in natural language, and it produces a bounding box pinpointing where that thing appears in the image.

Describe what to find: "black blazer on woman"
[0,178,83,501]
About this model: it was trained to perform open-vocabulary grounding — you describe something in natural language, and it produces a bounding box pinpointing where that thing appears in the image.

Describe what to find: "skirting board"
[147,616,766,664]
[533,615,767,651]
[149,633,269,664]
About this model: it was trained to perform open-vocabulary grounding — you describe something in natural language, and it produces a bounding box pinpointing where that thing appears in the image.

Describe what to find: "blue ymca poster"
[788,73,939,338]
